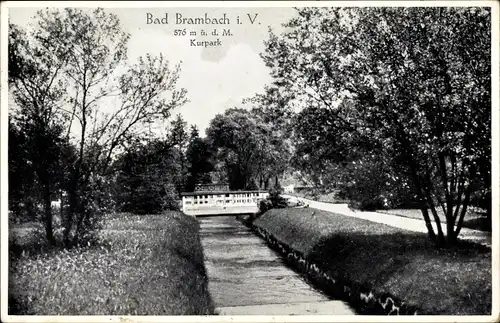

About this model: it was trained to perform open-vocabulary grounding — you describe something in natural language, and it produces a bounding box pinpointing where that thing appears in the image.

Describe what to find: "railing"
[182,191,268,216]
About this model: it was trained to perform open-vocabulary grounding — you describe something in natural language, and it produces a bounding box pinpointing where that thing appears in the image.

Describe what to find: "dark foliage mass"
[9,8,187,246]
[206,107,292,191]
[8,7,491,252]
[185,126,216,192]
[258,7,491,247]
[112,141,181,215]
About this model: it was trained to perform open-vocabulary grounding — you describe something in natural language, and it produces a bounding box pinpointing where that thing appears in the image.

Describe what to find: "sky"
[9,6,297,136]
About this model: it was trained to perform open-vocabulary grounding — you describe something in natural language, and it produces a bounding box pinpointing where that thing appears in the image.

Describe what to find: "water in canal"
[198,215,355,315]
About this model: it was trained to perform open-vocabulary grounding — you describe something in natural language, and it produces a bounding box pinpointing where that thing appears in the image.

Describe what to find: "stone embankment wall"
[240,216,421,315]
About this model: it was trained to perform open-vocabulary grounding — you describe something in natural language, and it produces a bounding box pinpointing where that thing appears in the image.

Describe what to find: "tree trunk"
[180,152,185,194]
[60,190,64,220]
[404,149,441,246]
[454,185,473,244]
[25,197,36,221]
[64,172,79,247]
[75,211,84,244]
[43,186,55,245]
[420,208,438,243]
[64,199,75,247]
[427,203,446,247]
[446,217,457,246]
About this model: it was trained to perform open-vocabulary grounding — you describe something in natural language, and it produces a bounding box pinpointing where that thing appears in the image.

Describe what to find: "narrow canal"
[198,215,355,315]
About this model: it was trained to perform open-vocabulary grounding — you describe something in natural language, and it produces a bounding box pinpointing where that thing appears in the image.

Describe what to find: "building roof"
[194,183,230,192]
[181,190,268,196]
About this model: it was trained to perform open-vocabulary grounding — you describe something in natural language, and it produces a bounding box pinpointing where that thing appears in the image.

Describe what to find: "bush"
[9,197,40,225]
[349,197,386,211]
[161,184,181,212]
[117,180,179,215]
[258,199,274,214]
[336,155,419,211]
[111,141,183,215]
[470,189,491,213]
[257,186,288,214]
[268,186,287,207]
[67,178,109,247]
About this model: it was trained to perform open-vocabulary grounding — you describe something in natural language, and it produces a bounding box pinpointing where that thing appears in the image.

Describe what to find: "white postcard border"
[1,1,498,322]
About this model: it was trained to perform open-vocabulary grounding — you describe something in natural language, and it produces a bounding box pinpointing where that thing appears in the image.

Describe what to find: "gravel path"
[284,195,491,248]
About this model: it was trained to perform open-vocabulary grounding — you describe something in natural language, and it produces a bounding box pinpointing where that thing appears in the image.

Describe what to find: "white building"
[181,190,269,216]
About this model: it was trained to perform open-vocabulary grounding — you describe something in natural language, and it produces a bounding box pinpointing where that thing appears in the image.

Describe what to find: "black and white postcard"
[1,1,498,322]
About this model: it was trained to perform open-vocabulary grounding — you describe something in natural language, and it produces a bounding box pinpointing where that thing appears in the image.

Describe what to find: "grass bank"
[9,211,214,315]
[378,208,491,232]
[250,208,491,315]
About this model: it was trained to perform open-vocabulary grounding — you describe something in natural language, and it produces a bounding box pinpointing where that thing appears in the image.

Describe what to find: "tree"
[291,100,366,187]
[8,23,28,83]
[47,8,186,244]
[168,114,190,148]
[245,85,294,189]
[10,8,188,246]
[113,140,180,214]
[206,106,293,190]
[189,124,200,140]
[167,114,189,193]
[9,21,70,244]
[261,7,491,247]
[206,108,264,190]
[185,129,215,192]
[207,108,255,189]
[8,121,37,222]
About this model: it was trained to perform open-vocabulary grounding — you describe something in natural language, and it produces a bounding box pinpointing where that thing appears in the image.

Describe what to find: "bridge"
[181,184,269,216]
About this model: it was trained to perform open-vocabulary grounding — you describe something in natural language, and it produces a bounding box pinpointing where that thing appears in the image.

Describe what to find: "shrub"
[258,199,274,214]
[161,183,181,212]
[268,186,287,207]
[349,197,384,211]
[336,155,419,211]
[257,186,288,214]
[470,188,491,213]
[119,180,179,215]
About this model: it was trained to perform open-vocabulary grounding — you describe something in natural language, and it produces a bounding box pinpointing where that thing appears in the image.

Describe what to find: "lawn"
[379,208,491,232]
[8,211,215,315]
[289,189,350,204]
[290,189,490,232]
[252,208,492,315]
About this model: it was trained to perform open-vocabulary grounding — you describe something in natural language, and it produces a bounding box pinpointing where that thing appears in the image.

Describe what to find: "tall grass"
[9,211,214,315]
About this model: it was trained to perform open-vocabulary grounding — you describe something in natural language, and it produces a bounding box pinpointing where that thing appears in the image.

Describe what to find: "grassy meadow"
[8,211,214,315]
